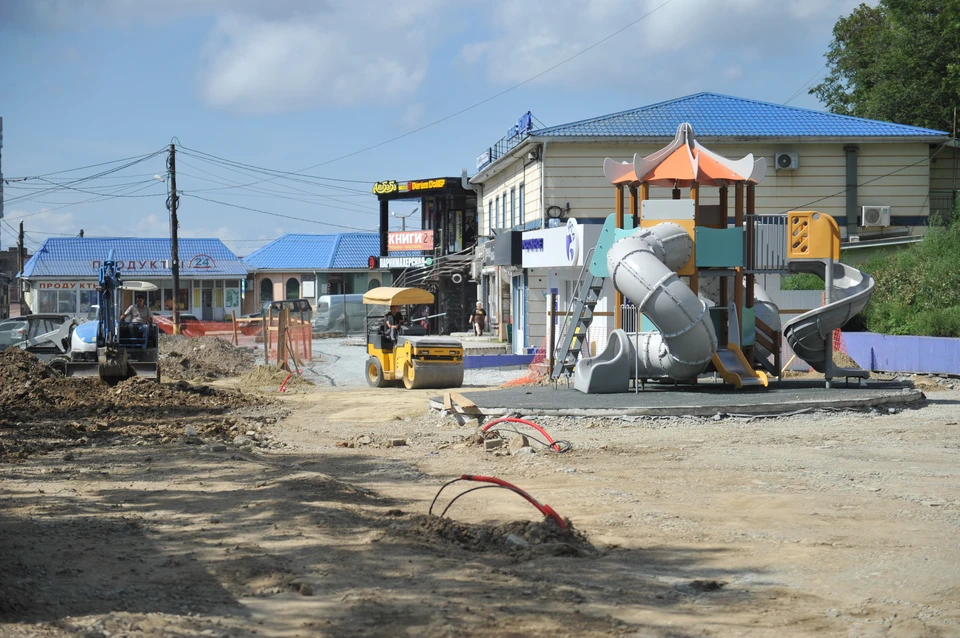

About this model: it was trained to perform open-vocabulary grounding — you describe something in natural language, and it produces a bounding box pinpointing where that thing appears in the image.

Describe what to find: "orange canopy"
[603,123,766,187]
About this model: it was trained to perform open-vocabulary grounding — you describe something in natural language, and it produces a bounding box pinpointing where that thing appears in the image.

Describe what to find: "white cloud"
[399,103,426,129]
[196,1,452,113]
[461,0,864,92]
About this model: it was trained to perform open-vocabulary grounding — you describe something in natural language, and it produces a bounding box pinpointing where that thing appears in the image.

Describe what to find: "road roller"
[362,287,464,390]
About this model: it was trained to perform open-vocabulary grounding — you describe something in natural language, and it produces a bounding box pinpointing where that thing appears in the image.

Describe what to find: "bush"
[780,273,825,291]
[859,215,960,337]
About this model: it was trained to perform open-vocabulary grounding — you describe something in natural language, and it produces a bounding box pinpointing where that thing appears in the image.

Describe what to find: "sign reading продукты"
[89,255,217,271]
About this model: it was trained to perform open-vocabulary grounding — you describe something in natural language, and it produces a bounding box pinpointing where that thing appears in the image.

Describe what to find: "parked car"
[0,313,73,356]
[314,294,368,334]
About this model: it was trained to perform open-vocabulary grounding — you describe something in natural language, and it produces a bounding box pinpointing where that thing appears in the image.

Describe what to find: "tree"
[811,0,960,133]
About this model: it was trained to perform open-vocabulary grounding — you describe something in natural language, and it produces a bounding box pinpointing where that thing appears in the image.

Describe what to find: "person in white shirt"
[121,295,153,324]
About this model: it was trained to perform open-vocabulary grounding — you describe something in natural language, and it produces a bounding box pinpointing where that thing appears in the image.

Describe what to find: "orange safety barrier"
[153,311,314,368]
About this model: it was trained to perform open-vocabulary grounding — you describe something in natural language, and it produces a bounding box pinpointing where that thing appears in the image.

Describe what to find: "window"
[285,277,300,300]
[260,278,274,302]
[502,193,508,229]
[79,290,97,315]
[494,198,499,230]
[510,187,516,227]
[518,183,524,224]
[487,201,492,234]
[38,290,75,314]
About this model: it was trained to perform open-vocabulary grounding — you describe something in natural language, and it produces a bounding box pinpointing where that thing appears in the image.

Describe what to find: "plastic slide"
[711,345,767,388]
[575,223,718,393]
[782,261,875,375]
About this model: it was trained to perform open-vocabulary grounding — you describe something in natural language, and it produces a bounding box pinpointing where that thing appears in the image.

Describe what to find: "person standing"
[468,301,486,336]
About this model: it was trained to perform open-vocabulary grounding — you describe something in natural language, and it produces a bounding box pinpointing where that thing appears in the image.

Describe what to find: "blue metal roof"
[21,237,248,278]
[243,233,379,270]
[530,93,949,138]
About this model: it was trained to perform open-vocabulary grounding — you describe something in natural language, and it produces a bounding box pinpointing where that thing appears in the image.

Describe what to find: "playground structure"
[552,123,875,394]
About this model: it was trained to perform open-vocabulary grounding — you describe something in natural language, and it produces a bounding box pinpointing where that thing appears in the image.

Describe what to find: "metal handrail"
[552,246,596,377]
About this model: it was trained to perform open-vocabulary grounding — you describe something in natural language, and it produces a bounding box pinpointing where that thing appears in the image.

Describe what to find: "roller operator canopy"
[362,287,435,306]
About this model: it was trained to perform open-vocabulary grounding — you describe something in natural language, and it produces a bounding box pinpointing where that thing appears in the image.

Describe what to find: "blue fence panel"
[843,332,960,375]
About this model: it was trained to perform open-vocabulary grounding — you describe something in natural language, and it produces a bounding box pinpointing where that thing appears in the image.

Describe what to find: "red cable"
[481,417,562,452]
[279,373,293,392]
[460,474,566,529]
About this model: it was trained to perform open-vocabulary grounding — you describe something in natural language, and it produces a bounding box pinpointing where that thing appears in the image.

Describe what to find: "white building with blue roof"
[20,237,248,320]
[241,233,388,314]
[470,92,954,355]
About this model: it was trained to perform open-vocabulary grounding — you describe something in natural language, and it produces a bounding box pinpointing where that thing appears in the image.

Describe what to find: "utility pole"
[167,143,181,335]
[18,221,26,315]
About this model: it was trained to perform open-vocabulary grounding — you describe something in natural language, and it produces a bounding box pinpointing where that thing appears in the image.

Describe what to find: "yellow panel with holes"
[787,211,840,261]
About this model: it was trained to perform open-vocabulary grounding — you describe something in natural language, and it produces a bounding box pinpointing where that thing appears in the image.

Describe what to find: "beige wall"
[480,139,936,237]
[480,157,542,235]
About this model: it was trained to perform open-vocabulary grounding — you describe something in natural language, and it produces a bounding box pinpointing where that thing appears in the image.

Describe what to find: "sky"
[0,0,867,257]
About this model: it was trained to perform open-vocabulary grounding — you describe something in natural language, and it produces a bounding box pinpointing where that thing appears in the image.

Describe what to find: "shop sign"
[487,231,522,266]
[476,149,491,171]
[388,231,434,251]
[379,256,433,269]
[522,219,599,269]
[409,178,445,191]
[89,255,217,271]
[37,281,98,290]
[373,178,447,196]
[373,180,398,195]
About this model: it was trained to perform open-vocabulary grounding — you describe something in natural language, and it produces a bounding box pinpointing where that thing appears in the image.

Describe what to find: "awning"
[362,287,435,306]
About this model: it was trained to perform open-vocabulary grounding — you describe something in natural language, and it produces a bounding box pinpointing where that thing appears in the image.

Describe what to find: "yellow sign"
[410,178,446,191]
[372,180,398,195]
[373,178,447,195]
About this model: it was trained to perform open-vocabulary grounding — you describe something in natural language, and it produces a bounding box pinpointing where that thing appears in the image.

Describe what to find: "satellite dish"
[119,281,159,292]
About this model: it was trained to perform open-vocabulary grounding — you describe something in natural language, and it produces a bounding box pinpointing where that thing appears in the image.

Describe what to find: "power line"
[3,179,167,220]
[180,192,379,232]
[173,158,378,215]
[174,0,675,184]
[2,150,167,180]
[3,149,166,206]
[784,65,828,106]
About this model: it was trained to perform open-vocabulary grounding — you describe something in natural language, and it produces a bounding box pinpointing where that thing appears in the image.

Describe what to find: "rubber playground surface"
[440,378,924,417]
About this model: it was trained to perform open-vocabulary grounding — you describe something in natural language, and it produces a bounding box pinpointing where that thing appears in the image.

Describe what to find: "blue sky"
[0,0,865,256]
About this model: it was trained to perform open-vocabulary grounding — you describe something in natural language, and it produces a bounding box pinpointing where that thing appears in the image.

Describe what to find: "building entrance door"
[201,289,214,321]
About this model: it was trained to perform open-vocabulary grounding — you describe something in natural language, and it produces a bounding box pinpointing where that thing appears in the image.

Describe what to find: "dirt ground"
[2,355,960,636]
[159,335,255,382]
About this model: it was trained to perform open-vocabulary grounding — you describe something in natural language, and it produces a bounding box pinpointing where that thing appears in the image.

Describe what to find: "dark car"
[0,313,73,355]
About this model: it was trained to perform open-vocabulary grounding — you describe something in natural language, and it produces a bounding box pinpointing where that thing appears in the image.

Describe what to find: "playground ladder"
[552,248,605,379]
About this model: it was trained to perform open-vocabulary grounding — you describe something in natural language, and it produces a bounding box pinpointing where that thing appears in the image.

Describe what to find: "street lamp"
[391,207,419,232]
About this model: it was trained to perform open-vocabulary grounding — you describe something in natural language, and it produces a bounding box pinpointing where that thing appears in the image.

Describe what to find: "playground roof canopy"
[603,123,766,187]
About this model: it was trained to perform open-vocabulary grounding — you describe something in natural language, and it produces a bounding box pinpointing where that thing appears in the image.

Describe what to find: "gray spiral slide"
[782,261,874,376]
[574,223,718,393]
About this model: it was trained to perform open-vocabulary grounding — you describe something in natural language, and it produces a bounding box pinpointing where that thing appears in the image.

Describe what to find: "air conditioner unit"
[861,205,891,228]
[775,152,799,170]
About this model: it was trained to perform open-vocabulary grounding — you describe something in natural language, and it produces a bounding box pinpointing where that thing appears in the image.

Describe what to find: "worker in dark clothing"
[384,305,405,341]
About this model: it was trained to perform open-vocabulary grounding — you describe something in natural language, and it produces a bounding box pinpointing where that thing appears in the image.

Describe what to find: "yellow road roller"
[362,287,464,389]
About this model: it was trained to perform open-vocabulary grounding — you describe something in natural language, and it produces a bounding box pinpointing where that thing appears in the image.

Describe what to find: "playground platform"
[433,378,924,418]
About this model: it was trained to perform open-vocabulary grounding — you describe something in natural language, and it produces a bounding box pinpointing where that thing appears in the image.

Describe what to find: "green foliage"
[780,273,825,291]
[859,216,960,336]
[811,0,960,132]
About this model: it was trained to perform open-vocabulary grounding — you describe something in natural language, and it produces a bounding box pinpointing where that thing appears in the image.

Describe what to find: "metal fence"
[746,214,789,272]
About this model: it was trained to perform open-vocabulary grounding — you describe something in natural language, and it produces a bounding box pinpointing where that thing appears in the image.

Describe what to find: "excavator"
[55,252,160,382]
